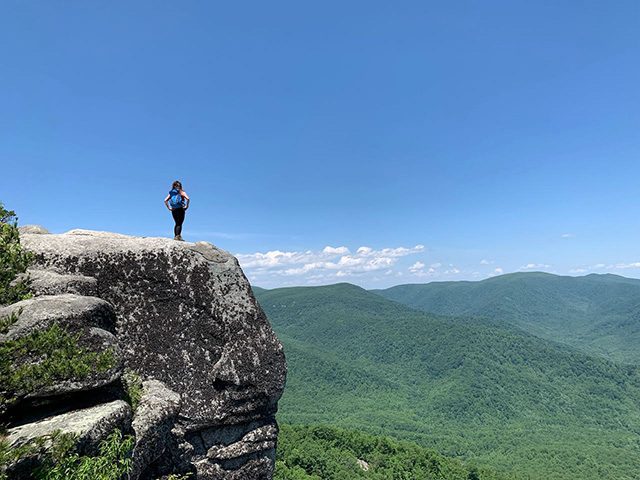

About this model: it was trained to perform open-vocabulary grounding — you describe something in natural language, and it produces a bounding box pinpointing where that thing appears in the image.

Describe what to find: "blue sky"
[2,1,639,288]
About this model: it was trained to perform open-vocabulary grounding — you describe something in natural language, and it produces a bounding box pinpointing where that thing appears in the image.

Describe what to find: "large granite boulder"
[19,229,287,479]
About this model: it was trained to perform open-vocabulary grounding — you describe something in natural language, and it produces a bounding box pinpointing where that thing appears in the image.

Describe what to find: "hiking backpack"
[169,189,184,209]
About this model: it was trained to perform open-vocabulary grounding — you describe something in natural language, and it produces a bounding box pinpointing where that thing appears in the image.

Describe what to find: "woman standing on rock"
[164,180,190,241]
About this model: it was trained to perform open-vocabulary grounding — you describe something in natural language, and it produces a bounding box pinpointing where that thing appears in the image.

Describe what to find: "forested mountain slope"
[256,283,640,480]
[374,272,640,364]
[275,424,512,480]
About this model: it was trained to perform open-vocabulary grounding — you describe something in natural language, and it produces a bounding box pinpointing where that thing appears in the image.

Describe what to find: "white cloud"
[323,246,350,255]
[568,263,607,274]
[409,261,425,273]
[358,245,425,257]
[520,263,551,270]
[493,267,504,276]
[480,259,492,265]
[408,261,462,278]
[561,233,575,238]
[611,262,640,269]
[236,250,310,268]
[237,243,426,284]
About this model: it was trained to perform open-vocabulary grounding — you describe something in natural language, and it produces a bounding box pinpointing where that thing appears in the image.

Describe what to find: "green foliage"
[0,310,20,335]
[0,434,47,480]
[35,430,133,480]
[468,468,481,480]
[275,424,511,480]
[0,202,32,305]
[123,369,143,411]
[0,203,130,480]
[0,430,133,480]
[375,272,640,364]
[256,283,640,480]
[0,323,117,409]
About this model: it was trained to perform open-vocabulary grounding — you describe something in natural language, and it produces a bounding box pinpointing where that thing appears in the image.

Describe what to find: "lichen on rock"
[8,229,287,479]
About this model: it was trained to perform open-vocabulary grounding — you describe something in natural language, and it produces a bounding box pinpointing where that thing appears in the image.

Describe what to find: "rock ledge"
[5,229,286,480]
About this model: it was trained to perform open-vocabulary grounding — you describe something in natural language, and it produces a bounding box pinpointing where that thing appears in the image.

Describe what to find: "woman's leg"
[171,208,185,237]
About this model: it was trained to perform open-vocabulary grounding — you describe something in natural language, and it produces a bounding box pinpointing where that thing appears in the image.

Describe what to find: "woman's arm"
[164,194,172,211]
[181,191,190,210]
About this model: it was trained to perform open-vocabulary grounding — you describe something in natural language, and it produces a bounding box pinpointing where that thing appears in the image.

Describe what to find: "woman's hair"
[172,180,183,190]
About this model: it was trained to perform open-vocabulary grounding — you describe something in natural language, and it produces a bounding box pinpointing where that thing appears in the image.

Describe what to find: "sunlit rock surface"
[7,229,287,479]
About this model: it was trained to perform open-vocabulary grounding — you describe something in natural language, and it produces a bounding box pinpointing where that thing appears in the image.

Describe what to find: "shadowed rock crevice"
[4,379,125,428]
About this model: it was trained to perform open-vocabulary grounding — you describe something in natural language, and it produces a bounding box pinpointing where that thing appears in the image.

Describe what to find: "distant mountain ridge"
[255,282,640,480]
[374,272,640,364]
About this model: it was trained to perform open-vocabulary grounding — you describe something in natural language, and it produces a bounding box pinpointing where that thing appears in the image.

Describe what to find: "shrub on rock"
[0,203,32,305]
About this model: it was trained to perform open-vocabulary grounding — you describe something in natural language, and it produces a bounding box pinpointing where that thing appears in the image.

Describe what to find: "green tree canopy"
[0,202,32,305]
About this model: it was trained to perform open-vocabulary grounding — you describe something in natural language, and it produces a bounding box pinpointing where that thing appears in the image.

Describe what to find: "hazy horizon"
[249,269,637,290]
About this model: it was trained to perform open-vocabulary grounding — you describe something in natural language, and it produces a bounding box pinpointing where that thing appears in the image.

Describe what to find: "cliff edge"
[5,228,286,479]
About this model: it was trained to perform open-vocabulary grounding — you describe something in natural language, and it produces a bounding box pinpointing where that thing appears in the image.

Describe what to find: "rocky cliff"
[2,228,286,479]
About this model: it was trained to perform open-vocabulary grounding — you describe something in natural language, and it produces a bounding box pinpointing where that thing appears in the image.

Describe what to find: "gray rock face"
[26,269,98,296]
[6,400,132,477]
[0,294,117,340]
[18,225,49,235]
[131,380,181,480]
[19,229,287,479]
[8,399,132,453]
[206,423,277,461]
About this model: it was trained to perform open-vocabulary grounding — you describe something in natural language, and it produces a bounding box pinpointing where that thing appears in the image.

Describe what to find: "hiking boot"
[175,235,184,242]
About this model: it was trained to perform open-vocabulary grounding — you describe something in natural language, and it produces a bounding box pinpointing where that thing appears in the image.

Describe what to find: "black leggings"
[171,208,185,236]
